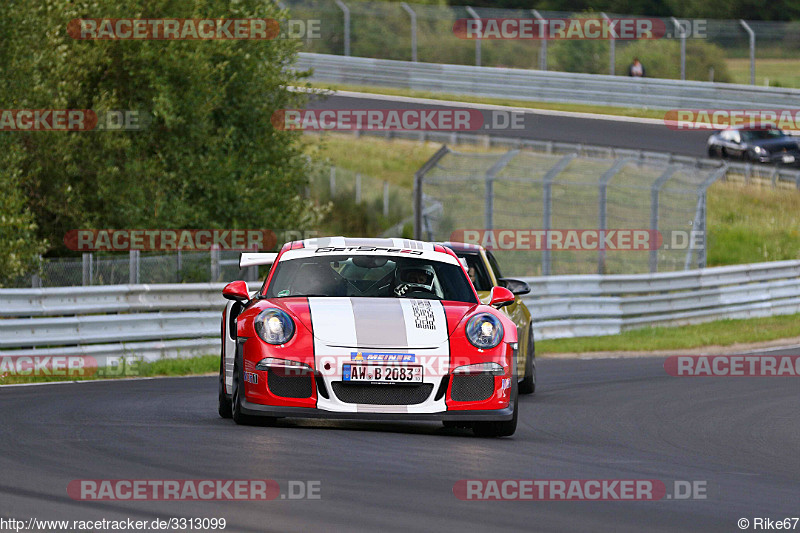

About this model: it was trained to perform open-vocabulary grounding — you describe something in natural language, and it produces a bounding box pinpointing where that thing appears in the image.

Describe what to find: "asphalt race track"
[306,92,713,157]
[1,356,797,533]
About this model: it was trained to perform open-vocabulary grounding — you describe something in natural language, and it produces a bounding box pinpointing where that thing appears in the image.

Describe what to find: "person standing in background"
[628,57,645,77]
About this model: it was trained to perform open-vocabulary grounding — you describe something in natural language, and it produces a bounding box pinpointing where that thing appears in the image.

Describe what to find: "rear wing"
[239,252,279,269]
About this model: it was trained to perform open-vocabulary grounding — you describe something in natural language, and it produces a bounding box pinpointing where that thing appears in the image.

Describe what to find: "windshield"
[740,129,786,141]
[265,255,477,303]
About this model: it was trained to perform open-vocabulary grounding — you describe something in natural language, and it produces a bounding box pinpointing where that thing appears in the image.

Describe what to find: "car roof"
[288,237,438,251]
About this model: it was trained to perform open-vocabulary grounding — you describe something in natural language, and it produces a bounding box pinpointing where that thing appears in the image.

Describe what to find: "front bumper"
[239,399,515,421]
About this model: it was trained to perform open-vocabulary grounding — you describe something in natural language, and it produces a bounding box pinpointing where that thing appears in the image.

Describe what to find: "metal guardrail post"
[176,250,182,282]
[330,166,336,196]
[531,10,547,71]
[671,18,686,81]
[383,181,390,217]
[334,0,350,57]
[355,173,361,203]
[483,149,519,232]
[401,2,417,62]
[210,247,220,282]
[649,166,678,273]
[542,153,576,275]
[687,164,727,270]
[739,20,756,86]
[413,145,450,240]
[602,13,615,76]
[465,6,481,67]
[82,253,93,286]
[129,250,140,284]
[597,158,630,274]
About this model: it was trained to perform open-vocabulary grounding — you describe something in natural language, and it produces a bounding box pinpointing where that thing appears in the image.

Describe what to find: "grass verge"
[538,313,800,355]
[0,354,218,386]
[725,58,800,88]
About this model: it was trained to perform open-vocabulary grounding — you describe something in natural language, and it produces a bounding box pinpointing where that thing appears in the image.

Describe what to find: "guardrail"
[0,283,261,363]
[296,52,800,111]
[521,260,800,340]
[2,260,800,361]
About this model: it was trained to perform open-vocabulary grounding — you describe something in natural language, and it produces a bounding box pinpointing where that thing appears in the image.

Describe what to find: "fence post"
[82,252,93,286]
[334,0,350,56]
[129,250,140,284]
[413,145,451,240]
[177,250,182,283]
[401,2,417,62]
[602,13,615,75]
[355,173,361,203]
[688,165,727,270]
[210,247,220,282]
[465,6,481,67]
[542,154,576,275]
[597,158,630,274]
[671,18,686,80]
[531,10,547,70]
[483,149,519,233]
[649,166,678,273]
[383,181,390,217]
[739,20,755,85]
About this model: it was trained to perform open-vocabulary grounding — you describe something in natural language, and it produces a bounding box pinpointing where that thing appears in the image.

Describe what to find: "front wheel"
[518,323,536,395]
[232,363,258,425]
[218,354,232,419]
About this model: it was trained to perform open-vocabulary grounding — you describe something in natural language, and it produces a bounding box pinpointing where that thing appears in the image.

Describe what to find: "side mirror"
[223,280,250,303]
[499,278,531,296]
[489,286,515,309]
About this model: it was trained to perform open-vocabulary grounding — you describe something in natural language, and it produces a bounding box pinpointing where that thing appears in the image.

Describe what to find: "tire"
[707,146,716,158]
[472,393,518,438]
[218,353,232,419]
[518,323,536,395]
[232,356,277,427]
[231,362,258,425]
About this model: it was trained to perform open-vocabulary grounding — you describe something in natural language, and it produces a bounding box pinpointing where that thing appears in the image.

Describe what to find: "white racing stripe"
[308,297,449,413]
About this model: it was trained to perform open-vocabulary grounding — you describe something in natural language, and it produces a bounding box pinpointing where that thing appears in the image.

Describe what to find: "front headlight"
[254,308,295,345]
[466,313,504,349]
[753,146,766,155]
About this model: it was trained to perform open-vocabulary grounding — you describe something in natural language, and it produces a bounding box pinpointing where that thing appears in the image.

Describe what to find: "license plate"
[783,154,795,163]
[342,364,423,384]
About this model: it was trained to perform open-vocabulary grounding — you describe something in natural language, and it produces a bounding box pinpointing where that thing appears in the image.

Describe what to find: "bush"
[0,0,324,260]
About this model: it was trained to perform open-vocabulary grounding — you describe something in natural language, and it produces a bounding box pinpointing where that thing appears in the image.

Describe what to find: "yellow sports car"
[440,242,536,394]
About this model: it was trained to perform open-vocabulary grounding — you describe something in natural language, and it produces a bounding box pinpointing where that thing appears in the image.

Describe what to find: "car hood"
[279,297,476,349]
[748,138,799,152]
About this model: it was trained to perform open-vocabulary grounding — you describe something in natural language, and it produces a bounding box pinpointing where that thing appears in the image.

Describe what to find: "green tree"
[0,0,322,260]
